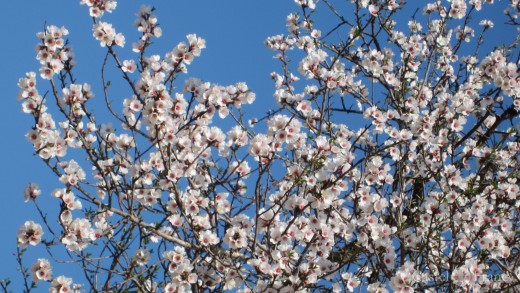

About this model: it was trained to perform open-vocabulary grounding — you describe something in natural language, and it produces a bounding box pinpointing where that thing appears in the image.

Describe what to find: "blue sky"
[0,0,514,291]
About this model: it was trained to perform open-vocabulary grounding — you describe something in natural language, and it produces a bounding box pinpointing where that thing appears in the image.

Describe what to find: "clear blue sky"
[0,0,512,291]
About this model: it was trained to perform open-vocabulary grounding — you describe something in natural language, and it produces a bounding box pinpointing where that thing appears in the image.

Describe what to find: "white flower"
[224,227,248,249]
[133,249,150,266]
[23,183,41,202]
[30,259,52,283]
[17,221,43,248]
[49,275,73,293]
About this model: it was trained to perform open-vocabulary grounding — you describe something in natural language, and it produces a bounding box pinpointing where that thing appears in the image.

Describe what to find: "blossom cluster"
[35,25,73,80]
[93,21,125,47]
[135,5,162,41]
[80,0,117,18]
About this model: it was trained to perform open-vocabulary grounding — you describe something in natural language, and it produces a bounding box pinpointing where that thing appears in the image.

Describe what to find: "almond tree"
[12,0,520,292]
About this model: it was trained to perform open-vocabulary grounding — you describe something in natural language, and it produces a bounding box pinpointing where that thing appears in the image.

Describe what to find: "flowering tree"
[11,0,520,292]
